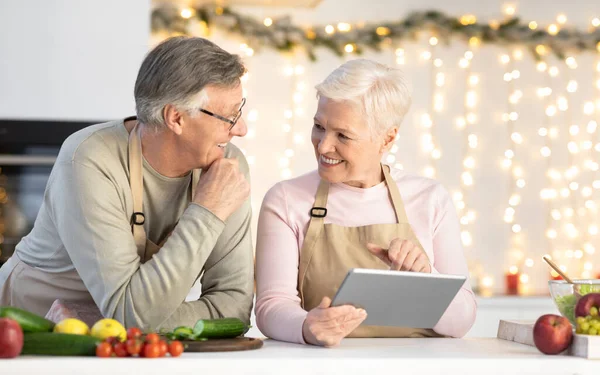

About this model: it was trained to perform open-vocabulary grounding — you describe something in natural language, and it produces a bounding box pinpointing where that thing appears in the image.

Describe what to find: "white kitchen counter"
[3,338,597,375]
[467,295,557,337]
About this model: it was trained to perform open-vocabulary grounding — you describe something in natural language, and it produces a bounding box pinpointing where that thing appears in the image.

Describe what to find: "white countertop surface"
[4,337,597,375]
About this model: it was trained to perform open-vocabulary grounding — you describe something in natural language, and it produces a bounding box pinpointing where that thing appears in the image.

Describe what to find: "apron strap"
[128,121,202,256]
[382,164,409,223]
[128,123,147,256]
[382,163,428,257]
[191,169,200,199]
[297,178,329,306]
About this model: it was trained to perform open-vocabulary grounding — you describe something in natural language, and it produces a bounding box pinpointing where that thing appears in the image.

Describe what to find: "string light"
[513,49,524,60]
[537,62,548,72]
[576,52,600,276]
[554,52,594,278]
[239,43,254,57]
[419,40,445,179]
[460,15,477,26]
[557,14,567,25]
[536,45,548,56]
[395,48,405,65]
[502,46,530,279]
[337,23,351,32]
[376,27,391,36]
[503,3,516,16]
[280,62,306,179]
[455,46,478,255]
[180,8,194,19]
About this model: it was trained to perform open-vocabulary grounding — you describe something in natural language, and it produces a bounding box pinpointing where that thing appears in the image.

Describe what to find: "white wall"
[2,0,599,296]
[0,0,151,120]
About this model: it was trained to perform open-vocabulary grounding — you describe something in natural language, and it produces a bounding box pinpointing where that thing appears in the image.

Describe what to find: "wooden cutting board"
[497,320,600,359]
[178,337,263,352]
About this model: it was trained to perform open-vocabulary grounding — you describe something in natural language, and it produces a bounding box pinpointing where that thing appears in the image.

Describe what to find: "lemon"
[90,318,127,342]
[53,318,90,335]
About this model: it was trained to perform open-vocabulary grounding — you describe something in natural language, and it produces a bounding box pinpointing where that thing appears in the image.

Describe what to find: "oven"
[0,119,99,266]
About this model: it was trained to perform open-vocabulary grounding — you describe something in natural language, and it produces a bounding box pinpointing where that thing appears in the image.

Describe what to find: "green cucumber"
[173,326,194,340]
[192,318,249,339]
[21,332,101,356]
[0,306,55,333]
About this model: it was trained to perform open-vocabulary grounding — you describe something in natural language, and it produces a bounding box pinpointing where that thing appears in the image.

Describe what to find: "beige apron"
[128,123,199,261]
[0,122,199,317]
[298,164,442,338]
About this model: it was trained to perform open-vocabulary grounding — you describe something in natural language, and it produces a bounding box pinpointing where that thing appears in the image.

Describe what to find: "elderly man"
[0,36,254,330]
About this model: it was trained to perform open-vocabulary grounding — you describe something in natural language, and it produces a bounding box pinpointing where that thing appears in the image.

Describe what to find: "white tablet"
[331,268,467,328]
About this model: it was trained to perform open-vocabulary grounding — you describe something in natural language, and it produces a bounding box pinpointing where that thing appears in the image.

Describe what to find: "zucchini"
[192,318,249,339]
[21,332,101,356]
[0,306,55,333]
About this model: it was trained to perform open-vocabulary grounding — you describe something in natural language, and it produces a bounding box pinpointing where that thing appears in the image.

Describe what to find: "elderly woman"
[255,59,476,347]
[0,37,254,330]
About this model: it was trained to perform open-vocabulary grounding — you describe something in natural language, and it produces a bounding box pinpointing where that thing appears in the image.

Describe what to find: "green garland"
[151,5,600,61]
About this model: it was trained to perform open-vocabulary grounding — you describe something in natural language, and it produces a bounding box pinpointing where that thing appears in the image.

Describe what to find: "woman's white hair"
[315,59,412,137]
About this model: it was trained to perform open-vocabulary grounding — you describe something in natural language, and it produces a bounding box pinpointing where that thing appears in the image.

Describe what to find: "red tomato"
[168,341,184,357]
[145,333,160,344]
[127,327,142,340]
[143,343,161,358]
[96,342,113,358]
[105,337,119,345]
[113,342,129,357]
[158,340,168,357]
[125,339,143,356]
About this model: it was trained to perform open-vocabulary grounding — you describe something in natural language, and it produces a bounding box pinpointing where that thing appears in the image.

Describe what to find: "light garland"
[151,5,600,61]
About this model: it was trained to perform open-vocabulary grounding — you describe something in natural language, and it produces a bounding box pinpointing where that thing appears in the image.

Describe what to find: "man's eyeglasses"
[198,98,247,131]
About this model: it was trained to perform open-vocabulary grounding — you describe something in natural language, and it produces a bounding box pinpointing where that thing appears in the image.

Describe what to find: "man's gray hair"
[134,36,246,129]
[315,59,412,137]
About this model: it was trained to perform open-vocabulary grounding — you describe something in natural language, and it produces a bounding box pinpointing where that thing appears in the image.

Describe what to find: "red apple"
[575,293,600,317]
[533,314,573,355]
[0,317,24,358]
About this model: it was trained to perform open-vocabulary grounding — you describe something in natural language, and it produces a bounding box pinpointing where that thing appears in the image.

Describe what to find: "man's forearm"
[157,288,254,330]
